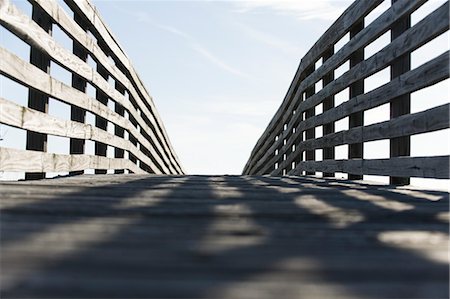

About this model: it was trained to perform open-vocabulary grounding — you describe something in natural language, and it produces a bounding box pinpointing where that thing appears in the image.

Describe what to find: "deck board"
[1,175,448,298]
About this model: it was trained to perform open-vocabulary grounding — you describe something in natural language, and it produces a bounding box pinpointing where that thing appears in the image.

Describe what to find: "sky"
[0,0,449,188]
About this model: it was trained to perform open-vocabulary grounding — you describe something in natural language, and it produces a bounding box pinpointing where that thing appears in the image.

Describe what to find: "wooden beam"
[0,147,145,174]
[24,4,52,180]
[348,20,364,180]
[390,0,411,186]
[69,14,88,176]
[322,47,335,177]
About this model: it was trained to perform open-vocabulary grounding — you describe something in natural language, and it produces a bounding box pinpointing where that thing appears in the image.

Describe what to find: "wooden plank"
[290,156,450,179]
[243,0,422,174]
[0,1,178,174]
[0,98,167,173]
[69,13,88,176]
[0,147,145,174]
[265,53,449,174]
[390,0,411,186]
[305,65,316,176]
[348,20,364,180]
[24,4,52,180]
[322,47,335,177]
[248,5,449,175]
[0,47,165,174]
[114,81,126,174]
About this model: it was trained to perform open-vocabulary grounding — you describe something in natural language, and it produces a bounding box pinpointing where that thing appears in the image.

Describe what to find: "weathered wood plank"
[290,156,450,179]
[24,4,52,180]
[0,174,448,298]
[0,147,145,174]
[297,104,450,153]
[390,0,412,185]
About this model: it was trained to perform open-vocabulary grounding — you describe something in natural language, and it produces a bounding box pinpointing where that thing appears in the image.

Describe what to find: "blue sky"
[1,0,449,188]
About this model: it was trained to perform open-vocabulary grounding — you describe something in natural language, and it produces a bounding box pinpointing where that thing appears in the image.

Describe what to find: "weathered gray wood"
[0,48,164,174]
[305,65,316,175]
[0,98,167,173]
[297,104,450,153]
[290,156,450,179]
[0,0,182,174]
[0,174,448,298]
[0,147,145,174]
[390,0,411,186]
[24,4,52,180]
[247,4,449,175]
[268,52,449,175]
[114,81,126,174]
[243,0,425,174]
[321,47,335,177]
[69,13,88,176]
[348,20,364,180]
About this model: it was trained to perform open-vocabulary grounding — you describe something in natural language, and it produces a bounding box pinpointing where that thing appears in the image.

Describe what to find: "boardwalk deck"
[1,175,448,298]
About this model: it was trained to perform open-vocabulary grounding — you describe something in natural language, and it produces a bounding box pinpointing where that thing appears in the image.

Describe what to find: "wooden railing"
[243,0,449,184]
[0,0,184,178]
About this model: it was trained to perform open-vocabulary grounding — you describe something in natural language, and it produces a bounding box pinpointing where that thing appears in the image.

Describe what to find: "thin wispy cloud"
[118,8,250,79]
[236,22,303,54]
[233,0,351,21]
[190,44,251,79]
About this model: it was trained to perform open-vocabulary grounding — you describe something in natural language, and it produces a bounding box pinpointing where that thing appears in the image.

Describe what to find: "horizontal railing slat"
[290,156,450,179]
[0,147,145,174]
[287,103,449,160]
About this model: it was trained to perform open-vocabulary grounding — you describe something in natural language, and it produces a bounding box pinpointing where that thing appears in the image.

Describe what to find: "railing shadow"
[1,175,448,298]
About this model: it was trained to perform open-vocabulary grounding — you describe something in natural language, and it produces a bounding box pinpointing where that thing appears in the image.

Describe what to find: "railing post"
[94,42,109,174]
[322,47,335,178]
[69,14,88,176]
[390,0,411,186]
[114,82,126,174]
[305,64,316,175]
[25,5,52,180]
[348,20,365,180]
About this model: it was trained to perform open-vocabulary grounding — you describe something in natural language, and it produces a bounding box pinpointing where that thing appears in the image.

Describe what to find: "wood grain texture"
[0,98,168,173]
[1,174,448,298]
[0,147,145,174]
[289,156,450,179]
[0,47,168,174]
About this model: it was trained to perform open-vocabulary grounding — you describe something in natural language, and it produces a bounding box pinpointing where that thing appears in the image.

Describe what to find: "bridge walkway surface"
[1,175,448,298]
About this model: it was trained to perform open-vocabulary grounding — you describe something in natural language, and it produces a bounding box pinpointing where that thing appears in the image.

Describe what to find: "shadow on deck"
[1,175,448,298]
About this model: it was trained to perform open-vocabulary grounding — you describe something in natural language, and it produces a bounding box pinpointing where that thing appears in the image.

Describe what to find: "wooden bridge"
[0,0,449,298]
